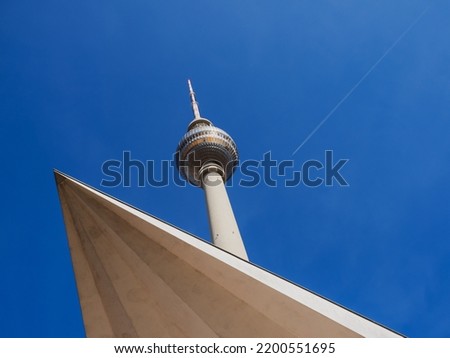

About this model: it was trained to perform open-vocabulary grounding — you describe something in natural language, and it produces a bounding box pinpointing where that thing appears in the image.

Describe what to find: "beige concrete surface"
[55,170,402,338]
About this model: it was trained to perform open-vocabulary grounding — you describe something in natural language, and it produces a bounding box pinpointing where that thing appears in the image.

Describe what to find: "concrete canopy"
[55,170,402,338]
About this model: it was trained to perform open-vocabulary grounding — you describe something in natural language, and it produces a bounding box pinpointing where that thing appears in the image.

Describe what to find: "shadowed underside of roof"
[54,170,402,338]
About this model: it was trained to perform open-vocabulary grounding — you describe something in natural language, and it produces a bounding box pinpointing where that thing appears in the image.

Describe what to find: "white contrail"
[292,7,429,156]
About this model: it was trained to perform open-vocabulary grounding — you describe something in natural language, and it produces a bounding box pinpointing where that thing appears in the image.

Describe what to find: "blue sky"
[1,0,449,337]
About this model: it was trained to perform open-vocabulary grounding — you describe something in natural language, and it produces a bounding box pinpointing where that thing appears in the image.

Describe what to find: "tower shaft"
[202,169,248,260]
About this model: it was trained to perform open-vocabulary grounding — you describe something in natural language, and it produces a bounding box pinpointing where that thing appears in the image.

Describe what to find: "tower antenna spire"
[188,79,201,119]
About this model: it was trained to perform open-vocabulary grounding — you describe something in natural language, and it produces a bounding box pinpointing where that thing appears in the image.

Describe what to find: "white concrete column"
[201,168,248,260]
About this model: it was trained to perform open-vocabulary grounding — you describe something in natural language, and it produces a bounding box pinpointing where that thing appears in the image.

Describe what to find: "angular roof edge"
[54,169,404,338]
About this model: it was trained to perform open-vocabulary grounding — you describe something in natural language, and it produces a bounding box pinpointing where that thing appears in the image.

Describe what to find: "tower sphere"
[176,119,239,187]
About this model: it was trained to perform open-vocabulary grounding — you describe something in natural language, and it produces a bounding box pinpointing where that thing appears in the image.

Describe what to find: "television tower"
[176,80,248,260]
